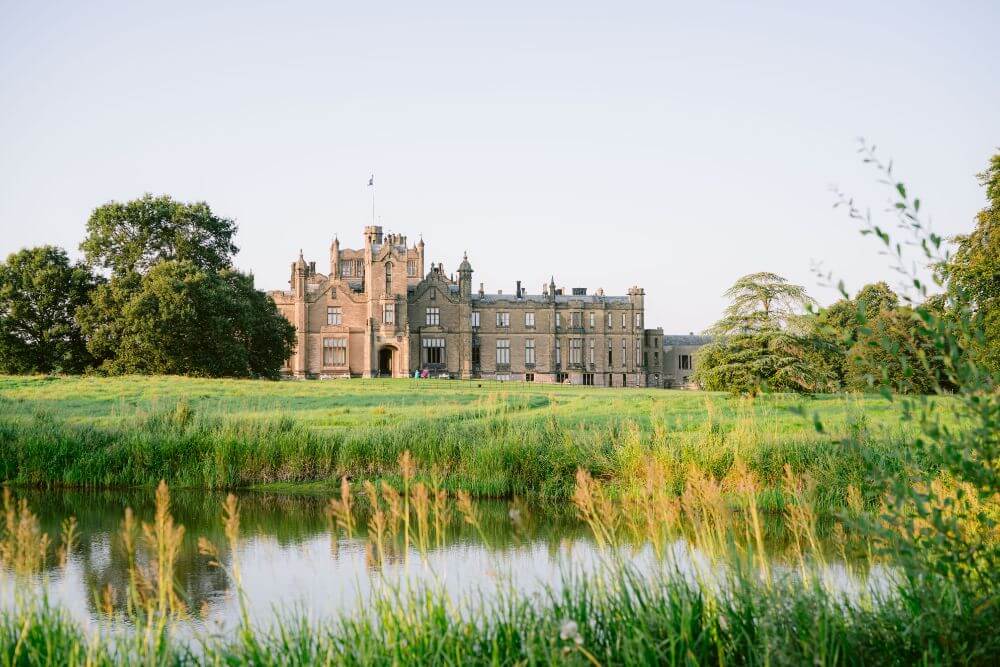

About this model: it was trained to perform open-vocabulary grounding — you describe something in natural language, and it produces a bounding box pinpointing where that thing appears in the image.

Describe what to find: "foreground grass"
[0,375,951,508]
[5,568,996,666]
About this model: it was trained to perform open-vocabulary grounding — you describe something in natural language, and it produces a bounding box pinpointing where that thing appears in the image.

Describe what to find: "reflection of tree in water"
[15,487,872,619]
[17,488,589,616]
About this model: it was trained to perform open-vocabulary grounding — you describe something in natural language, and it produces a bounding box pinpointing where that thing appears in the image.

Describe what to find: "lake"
[3,487,888,636]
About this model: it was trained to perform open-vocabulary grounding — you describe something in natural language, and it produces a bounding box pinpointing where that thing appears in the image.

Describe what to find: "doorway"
[378,347,394,376]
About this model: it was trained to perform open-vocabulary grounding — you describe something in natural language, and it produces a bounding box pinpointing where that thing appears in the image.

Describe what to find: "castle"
[269,225,700,387]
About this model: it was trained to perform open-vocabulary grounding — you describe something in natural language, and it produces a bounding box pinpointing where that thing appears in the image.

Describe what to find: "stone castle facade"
[269,225,693,387]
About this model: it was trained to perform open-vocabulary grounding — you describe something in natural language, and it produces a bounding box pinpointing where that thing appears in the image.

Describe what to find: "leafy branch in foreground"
[829,141,998,600]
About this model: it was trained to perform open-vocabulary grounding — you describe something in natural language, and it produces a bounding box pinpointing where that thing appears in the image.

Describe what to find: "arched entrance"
[378,346,395,377]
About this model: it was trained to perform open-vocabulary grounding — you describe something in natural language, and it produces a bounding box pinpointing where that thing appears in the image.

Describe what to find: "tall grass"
[0,376,931,511]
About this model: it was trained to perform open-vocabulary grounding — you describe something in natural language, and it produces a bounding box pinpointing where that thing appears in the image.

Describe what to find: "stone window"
[635,312,642,328]
[621,339,627,367]
[322,338,347,366]
[635,339,641,366]
[570,338,582,364]
[422,337,445,364]
[407,259,417,277]
[679,354,692,370]
[555,312,562,328]
[607,313,612,329]
[607,338,613,364]
[571,312,582,328]
[589,312,595,328]
[621,313,627,328]
[496,339,510,365]
[588,339,595,364]
[525,339,535,365]
[524,311,535,328]
[425,307,440,326]
[471,311,480,328]
[525,372,534,382]
[341,263,352,277]
[472,339,481,365]
[383,303,395,325]
[327,306,342,325]
[583,373,594,386]
[496,312,510,327]
[555,339,562,365]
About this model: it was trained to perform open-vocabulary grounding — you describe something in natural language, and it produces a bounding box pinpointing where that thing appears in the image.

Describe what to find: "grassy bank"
[0,375,950,508]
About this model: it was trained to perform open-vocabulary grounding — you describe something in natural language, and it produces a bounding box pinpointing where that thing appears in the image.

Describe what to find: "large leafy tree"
[709,271,814,335]
[81,194,238,276]
[844,304,941,394]
[696,272,832,393]
[0,246,102,373]
[81,261,294,378]
[940,151,1000,374]
[77,194,293,378]
[808,281,900,388]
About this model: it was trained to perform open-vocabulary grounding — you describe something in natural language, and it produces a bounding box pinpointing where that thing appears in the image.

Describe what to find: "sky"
[1,1,997,333]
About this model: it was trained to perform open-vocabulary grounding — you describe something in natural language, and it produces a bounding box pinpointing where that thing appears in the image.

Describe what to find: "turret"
[628,286,645,329]
[364,225,383,246]
[548,276,556,302]
[330,235,340,278]
[293,249,308,297]
[458,251,473,299]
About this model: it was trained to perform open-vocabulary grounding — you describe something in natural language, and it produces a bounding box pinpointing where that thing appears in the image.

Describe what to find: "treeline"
[696,150,1000,395]
[0,195,295,378]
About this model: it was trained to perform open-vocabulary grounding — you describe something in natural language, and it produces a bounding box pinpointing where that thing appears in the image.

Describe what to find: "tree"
[940,151,1000,375]
[0,246,102,373]
[79,261,294,378]
[807,281,901,388]
[709,271,815,335]
[695,273,833,393]
[81,194,238,276]
[844,305,940,394]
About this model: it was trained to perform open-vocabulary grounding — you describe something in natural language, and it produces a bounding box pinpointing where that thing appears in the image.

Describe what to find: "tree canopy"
[940,151,1000,374]
[695,273,831,394]
[0,246,101,373]
[80,261,294,378]
[709,271,815,335]
[81,194,238,277]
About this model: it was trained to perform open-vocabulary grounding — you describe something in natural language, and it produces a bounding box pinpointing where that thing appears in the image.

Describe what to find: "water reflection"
[4,488,883,634]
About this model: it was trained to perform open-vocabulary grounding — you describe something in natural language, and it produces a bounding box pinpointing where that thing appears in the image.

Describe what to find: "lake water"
[3,488,888,635]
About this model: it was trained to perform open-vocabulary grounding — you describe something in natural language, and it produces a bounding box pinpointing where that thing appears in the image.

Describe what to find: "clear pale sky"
[1,1,997,333]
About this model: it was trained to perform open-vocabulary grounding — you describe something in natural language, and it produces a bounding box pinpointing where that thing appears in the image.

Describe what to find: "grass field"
[0,375,948,510]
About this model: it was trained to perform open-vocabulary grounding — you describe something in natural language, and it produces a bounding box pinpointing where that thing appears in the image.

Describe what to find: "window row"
[470,310,643,330]
[332,306,643,331]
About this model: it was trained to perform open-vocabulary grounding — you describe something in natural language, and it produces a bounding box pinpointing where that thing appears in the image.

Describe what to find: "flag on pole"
[367,175,374,187]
